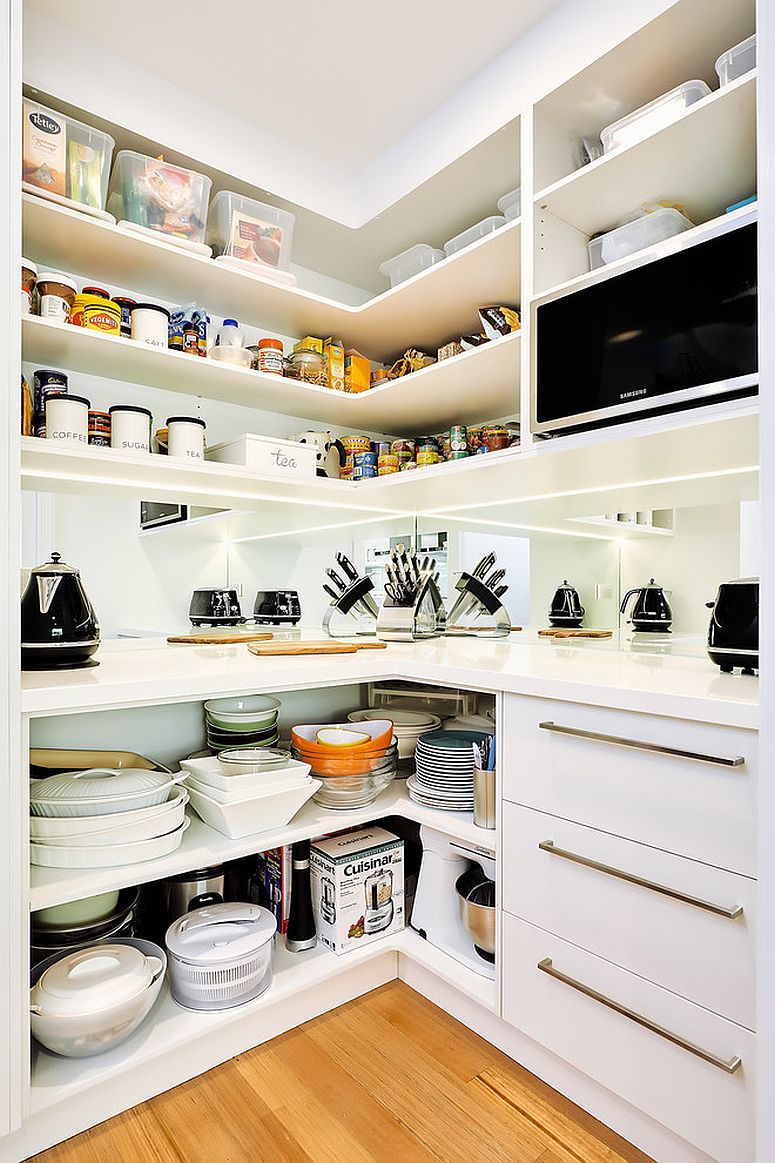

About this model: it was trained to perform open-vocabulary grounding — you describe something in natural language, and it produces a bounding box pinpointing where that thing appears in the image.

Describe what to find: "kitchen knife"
[326,568,345,591]
[493,584,508,599]
[473,553,496,580]
[485,568,506,590]
[335,552,360,583]
[323,583,341,603]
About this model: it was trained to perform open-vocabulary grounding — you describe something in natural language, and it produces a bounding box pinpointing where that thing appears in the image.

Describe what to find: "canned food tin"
[400,461,417,471]
[343,435,371,454]
[451,450,470,460]
[476,445,491,455]
[417,450,439,466]
[391,439,415,457]
[33,369,68,416]
[483,425,509,451]
[353,451,378,468]
[467,427,484,453]
[378,454,399,470]
[374,441,392,457]
[351,464,377,479]
[449,425,467,451]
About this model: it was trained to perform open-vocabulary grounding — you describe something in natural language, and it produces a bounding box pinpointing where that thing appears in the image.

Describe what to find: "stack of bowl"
[348,706,441,763]
[180,749,319,839]
[203,696,280,753]
[29,768,190,869]
[32,888,140,966]
[290,721,397,810]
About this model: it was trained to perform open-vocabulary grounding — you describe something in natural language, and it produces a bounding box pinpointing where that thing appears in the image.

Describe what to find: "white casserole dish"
[186,779,319,839]
[30,768,185,817]
[30,817,190,868]
[29,787,189,839]
[40,793,189,847]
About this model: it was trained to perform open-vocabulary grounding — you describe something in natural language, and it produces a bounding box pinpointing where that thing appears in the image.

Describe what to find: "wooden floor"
[32,982,653,1163]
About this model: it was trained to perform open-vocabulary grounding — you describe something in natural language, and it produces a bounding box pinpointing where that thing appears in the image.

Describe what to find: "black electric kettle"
[620,578,673,633]
[21,552,100,669]
[549,580,585,627]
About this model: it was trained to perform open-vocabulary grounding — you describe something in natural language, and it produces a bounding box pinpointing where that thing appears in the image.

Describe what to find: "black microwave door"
[536,222,758,426]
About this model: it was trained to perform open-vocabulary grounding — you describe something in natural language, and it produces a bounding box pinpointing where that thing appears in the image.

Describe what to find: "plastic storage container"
[23,99,115,216]
[715,34,756,87]
[443,216,506,257]
[107,151,212,251]
[588,206,694,269]
[497,188,521,221]
[379,244,445,287]
[600,81,711,154]
[207,191,295,271]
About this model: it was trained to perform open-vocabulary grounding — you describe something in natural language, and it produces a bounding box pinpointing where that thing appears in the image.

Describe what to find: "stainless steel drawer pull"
[538,721,745,767]
[538,840,743,919]
[537,958,742,1074]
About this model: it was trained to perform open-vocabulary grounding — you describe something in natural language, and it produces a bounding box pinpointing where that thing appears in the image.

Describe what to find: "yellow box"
[294,335,324,354]
[324,337,345,392]
[345,349,371,394]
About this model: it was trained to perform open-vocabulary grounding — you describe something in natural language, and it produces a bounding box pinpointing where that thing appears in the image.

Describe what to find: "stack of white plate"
[348,707,441,760]
[180,751,319,839]
[407,730,493,812]
[29,769,190,868]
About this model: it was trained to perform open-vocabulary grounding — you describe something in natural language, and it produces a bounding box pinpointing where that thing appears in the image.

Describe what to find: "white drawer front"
[503,802,756,1030]
[502,913,754,1163]
[503,694,757,875]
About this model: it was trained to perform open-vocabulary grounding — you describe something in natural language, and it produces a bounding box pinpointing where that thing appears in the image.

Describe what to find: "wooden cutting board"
[248,640,387,657]
[538,629,613,639]
[167,631,274,644]
[447,625,523,633]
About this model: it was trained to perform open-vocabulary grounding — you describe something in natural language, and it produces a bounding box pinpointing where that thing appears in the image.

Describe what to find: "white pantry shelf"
[22,194,520,363]
[22,315,520,435]
[534,71,756,238]
[28,783,496,912]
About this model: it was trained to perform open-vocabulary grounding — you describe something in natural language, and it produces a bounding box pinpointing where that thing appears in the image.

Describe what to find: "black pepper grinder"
[286,839,317,952]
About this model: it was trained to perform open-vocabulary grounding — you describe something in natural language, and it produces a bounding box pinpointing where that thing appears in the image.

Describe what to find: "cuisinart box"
[310,827,404,954]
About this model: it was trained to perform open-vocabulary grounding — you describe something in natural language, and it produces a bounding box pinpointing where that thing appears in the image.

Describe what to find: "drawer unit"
[503,802,756,1029]
[502,695,757,876]
[502,913,754,1163]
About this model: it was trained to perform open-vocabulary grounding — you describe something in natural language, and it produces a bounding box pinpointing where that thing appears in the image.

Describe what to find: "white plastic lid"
[30,767,173,807]
[165,902,276,965]
[37,272,78,293]
[22,258,37,275]
[31,944,163,1017]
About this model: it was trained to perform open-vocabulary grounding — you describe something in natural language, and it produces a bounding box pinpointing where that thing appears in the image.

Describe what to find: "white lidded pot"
[165,902,277,1011]
[29,767,184,817]
[30,940,166,1057]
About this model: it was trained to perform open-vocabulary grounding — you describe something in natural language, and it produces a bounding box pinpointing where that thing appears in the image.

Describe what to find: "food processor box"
[310,827,404,954]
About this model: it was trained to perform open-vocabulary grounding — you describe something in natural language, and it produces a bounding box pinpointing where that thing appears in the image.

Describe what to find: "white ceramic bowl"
[181,755,310,796]
[30,818,190,868]
[186,779,319,839]
[29,788,188,838]
[34,891,121,929]
[204,695,280,729]
[30,938,166,1058]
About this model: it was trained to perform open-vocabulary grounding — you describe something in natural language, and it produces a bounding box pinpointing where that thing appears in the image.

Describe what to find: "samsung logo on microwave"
[619,387,649,401]
[29,111,61,135]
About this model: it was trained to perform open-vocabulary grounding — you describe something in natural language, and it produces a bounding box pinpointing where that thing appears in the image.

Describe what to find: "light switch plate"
[595,583,613,600]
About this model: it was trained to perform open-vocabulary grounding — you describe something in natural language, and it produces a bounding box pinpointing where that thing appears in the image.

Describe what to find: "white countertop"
[21,634,759,728]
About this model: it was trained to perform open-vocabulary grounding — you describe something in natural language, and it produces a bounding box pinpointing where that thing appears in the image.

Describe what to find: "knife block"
[445,573,511,638]
[322,576,379,638]
[376,575,446,642]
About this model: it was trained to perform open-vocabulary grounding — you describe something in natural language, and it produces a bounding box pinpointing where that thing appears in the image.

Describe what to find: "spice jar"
[37,272,77,323]
[112,297,136,337]
[45,394,90,446]
[182,320,199,355]
[130,303,170,349]
[284,347,328,386]
[21,259,37,315]
[257,337,284,376]
[167,415,206,460]
[109,405,153,453]
[88,411,111,447]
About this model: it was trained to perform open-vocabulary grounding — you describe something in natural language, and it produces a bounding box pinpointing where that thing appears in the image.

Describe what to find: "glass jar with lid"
[284,347,328,387]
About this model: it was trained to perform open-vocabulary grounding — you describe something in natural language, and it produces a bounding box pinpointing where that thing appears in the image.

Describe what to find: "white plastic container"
[497,188,521,221]
[588,207,694,269]
[107,151,212,250]
[715,34,756,87]
[600,81,711,154]
[207,191,295,271]
[379,244,445,288]
[443,216,506,257]
[130,303,169,348]
[110,405,153,453]
[206,434,316,479]
[185,778,319,839]
[23,99,115,216]
[165,903,276,1010]
[45,394,90,447]
[167,416,206,460]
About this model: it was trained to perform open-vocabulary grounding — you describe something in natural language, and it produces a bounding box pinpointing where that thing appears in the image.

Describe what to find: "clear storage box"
[107,151,212,251]
[497,188,521,221]
[23,99,115,216]
[715,34,756,87]
[207,191,295,271]
[588,206,694,269]
[444,215,506,257]
[379,244,445,287]
[600,80,711,154]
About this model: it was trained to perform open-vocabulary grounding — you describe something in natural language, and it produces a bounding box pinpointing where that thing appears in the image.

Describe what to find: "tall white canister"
[167,415,206,460]
[45,394,90,446]
[109,405,153,453]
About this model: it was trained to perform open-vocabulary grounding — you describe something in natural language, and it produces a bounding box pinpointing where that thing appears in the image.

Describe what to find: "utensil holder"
[376,574,446,642]
[474,767,496,830]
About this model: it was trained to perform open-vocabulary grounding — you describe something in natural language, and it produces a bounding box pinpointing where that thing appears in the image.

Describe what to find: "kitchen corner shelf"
[22,194,521,364]
[21,316,520,436]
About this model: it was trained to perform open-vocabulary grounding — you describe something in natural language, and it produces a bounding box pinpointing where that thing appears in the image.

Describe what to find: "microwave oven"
[532,215,758,434]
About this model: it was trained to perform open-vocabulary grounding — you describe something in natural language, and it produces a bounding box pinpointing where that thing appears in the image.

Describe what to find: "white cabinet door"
[502,694,757,875]
[503,801,756,1030]
[502,913,754,1163]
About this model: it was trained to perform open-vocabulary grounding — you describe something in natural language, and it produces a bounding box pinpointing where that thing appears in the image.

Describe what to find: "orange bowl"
[291,720,394,757]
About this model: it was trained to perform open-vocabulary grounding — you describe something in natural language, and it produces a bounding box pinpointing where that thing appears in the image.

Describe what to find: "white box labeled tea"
[311,826,404,954]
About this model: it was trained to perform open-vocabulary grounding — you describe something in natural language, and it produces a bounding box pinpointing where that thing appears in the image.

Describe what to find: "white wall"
[529,537,620,629]
[620,505,741,636]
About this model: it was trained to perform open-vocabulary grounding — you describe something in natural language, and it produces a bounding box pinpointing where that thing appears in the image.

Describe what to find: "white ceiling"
[24,0,563,172]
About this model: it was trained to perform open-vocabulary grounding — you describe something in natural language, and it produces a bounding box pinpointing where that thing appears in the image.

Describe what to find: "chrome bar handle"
[537,958,742,1074]
[538,840,743,919]
[538,721,745,768]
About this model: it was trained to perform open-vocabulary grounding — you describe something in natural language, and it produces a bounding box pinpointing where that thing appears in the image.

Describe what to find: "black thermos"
[286,839,317,952]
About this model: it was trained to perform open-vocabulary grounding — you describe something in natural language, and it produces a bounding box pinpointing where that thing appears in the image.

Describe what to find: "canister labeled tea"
[167,415,206,460]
